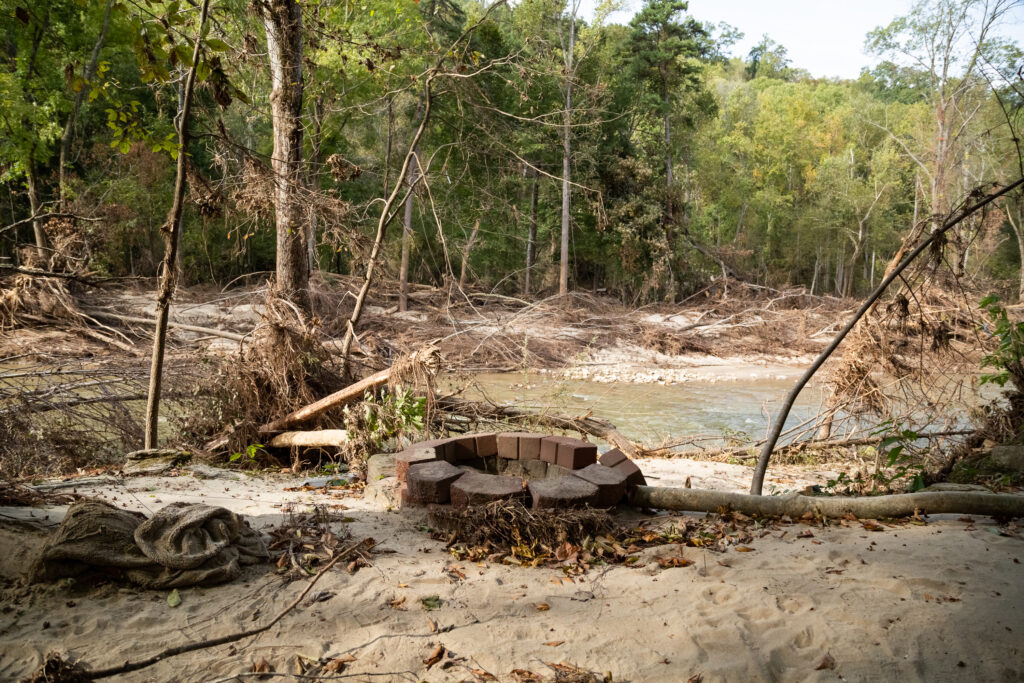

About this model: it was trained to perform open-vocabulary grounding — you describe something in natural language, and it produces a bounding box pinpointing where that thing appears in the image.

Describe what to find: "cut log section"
[630,486,1024,519]
[267,430,350,448]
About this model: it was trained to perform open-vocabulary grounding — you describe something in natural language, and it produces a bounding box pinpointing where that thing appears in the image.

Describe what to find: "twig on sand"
[59,538,374,681]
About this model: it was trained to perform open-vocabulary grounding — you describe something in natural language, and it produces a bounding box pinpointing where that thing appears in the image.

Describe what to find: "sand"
[1,458,1022,682]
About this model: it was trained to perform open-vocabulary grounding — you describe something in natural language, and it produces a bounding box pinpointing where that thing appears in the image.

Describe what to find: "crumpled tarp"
[30,499,269,589]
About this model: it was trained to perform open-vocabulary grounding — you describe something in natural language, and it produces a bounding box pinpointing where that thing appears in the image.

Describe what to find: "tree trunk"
[525,165,538,296]
[59,0,114,209]
[459,219,480,291]
[559,7,576,298]
[1007,205,1024,300]
[143,0,210,449]
[399,138,420,312]
[664,99,673,233]
[25,154,45,259]
[262,0,310,316]
[307,95,325,273]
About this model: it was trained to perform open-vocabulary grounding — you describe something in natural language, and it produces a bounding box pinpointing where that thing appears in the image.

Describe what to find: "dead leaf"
[398,582,409,588]
[323,654,356,673]
[814,653,836,670]
[251,657,273,673]
[735,546,755,552]
[797,530,814,539]
[471,669,498,680]
[390,595,406,609]
[428,617,438,633]
[423,644,444,669]
[509,669,543,682]
[543,641,565,647]
[687,675,704,683]
[535,603,550,611]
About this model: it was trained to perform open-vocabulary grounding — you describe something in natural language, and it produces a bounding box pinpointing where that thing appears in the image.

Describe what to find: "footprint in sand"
[792,624,815,649]
[776,594,814,615]
[704,583,739,606]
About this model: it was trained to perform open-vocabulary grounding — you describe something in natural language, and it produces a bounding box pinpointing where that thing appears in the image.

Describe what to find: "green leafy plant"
[354,387,427,451]
[978,294,1024,389]
[869,420,925,492]
[229,443,266,462]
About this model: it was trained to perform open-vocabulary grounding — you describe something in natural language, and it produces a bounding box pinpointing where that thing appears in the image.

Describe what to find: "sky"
[583,0,1024,80]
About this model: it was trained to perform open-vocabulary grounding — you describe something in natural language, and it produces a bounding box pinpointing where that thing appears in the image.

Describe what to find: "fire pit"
[380,432,646,510]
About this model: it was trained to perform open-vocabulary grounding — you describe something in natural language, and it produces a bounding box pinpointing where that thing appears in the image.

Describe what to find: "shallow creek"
[458,371,828,447]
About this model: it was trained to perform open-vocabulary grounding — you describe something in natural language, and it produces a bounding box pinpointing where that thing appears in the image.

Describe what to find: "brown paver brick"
[612,458,646,488]
[405,460,466,504]
[395,449,438,483]
[475,433,498,458]
[571,463,628,507]
[540,437,562,463]
[496,433,521,459]
[444,436,478,462]
[528,476,599,509]
[555,438,597,470]
[517,433,544,460]
[598,448,627,468]
[450,471,527,508]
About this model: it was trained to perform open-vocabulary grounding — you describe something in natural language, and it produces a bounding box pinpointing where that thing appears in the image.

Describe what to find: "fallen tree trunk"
[662,430,973,461]
[258,345,440,435]
[435,396,643,459]
[268,430,349,448]
[631,485,1024,519]
[84,309,247,343]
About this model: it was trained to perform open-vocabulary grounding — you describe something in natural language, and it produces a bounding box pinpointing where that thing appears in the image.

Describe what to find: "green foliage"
[823,421,925,494]
[353,387,426,451]
[979,294,1024,388]
[870,421,925,492]
[0,0,1019,305]
[229,443,267,462]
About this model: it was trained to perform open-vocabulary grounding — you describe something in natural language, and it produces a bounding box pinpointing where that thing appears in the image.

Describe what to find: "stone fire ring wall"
[379,432,646,510]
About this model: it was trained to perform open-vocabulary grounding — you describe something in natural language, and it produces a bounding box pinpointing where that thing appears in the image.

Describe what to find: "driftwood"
[631,485,1024,519]
[83,309,247,343]
[258,345,440,435]
[435,396,643,459]
[268,430,349,448]
[663,430,973,461]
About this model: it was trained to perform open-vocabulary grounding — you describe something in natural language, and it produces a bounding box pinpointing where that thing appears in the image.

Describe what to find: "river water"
[459,371,829,447]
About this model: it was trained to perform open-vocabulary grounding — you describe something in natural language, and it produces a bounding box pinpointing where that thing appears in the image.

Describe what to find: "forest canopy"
[1,0,1022,304]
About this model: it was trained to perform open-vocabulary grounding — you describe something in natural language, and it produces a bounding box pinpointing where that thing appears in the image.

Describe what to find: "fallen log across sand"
[258,345,440,435]
[267,430,349,448]
[630,486,1024,519]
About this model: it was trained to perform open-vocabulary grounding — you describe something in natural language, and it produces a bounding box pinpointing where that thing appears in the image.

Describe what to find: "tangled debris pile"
[427,501,768,571]
[266,506,373,581]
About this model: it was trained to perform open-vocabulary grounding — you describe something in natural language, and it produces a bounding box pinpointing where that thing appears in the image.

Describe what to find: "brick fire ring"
[365,432,646,510]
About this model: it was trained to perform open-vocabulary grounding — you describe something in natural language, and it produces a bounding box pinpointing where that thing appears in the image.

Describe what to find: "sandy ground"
[2,459,1023,683]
